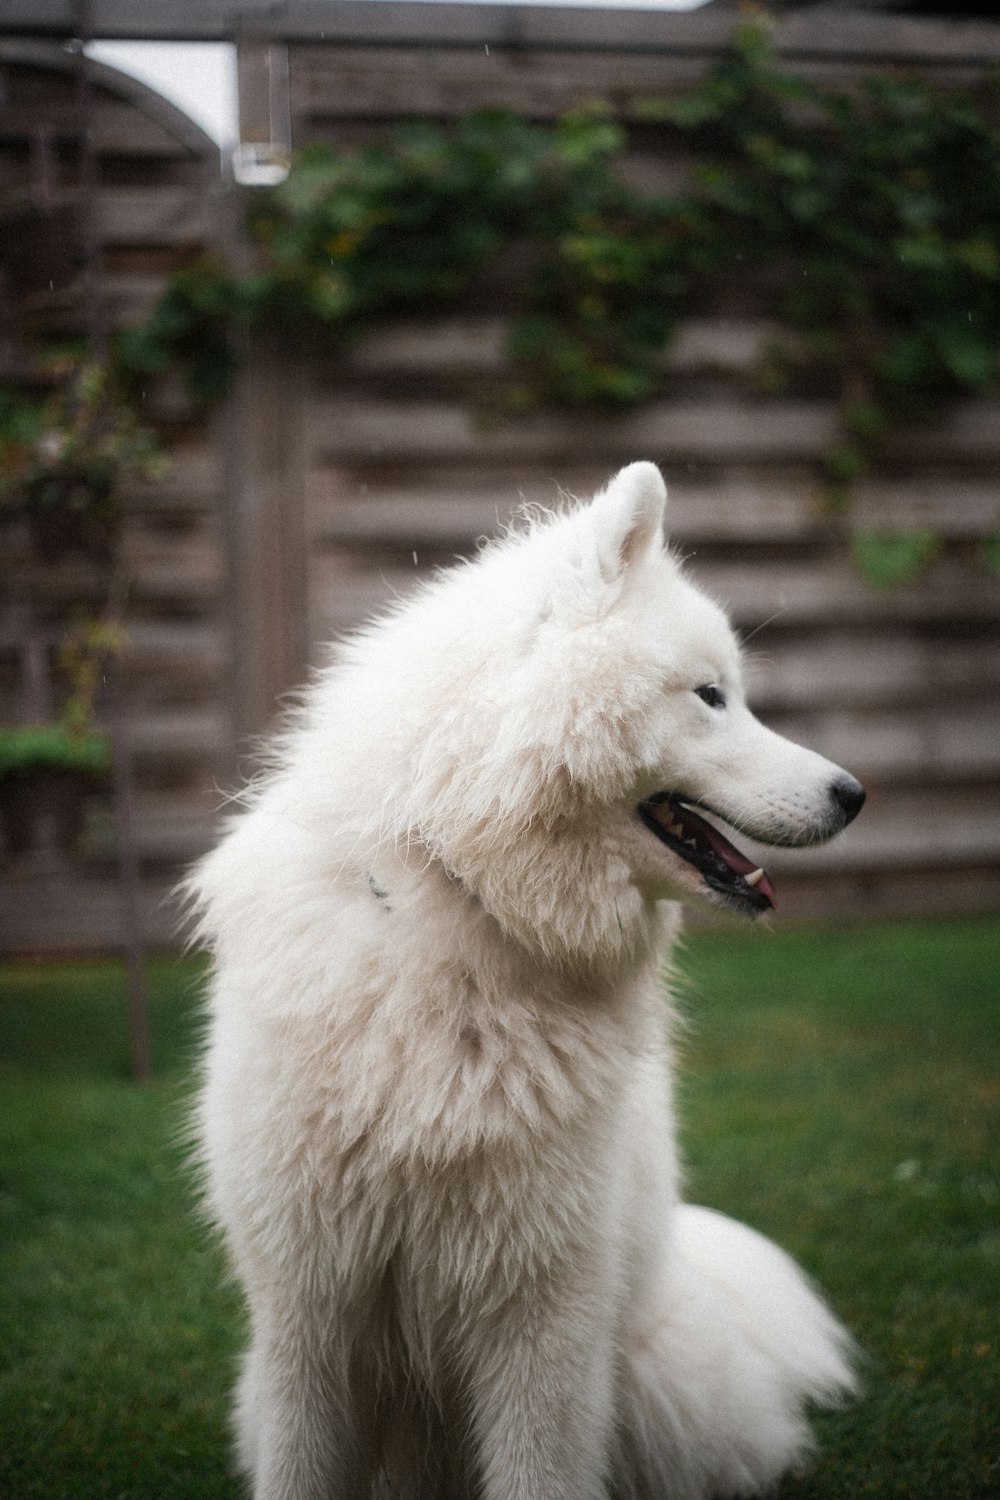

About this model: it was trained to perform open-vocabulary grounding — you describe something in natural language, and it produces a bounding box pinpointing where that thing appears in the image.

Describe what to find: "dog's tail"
[613,1204,857,1499]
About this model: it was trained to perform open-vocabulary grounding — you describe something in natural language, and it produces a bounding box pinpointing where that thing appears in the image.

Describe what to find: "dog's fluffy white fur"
[191,464,860,1500]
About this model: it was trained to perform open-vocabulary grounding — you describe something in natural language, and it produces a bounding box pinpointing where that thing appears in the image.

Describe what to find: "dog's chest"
[300,984,641,1250]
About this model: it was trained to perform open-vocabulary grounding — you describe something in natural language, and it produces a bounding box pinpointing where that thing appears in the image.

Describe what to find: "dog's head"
[582,464,866,919]
[351,463,864,965]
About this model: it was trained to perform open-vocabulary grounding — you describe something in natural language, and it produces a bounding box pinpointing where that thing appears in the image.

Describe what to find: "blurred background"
[2,0,999,953]
[2,8,998,1495]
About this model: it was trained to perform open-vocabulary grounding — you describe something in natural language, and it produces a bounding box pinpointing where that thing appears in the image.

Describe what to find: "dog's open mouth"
[638,792,777,915]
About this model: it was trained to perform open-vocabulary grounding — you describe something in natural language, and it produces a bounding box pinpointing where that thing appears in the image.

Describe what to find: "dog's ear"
[591,462,667,582]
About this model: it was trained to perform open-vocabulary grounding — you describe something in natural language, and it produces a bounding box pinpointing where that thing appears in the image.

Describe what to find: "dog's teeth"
[744,867,765,888]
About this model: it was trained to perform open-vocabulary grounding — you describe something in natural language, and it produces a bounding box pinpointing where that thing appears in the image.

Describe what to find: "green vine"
[0,616,124,785]
[0,356,141,785]
[0,353,163,558]
[117,21,1000,581]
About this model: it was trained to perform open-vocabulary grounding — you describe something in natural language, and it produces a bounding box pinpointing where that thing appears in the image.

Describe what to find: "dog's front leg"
[244,1299,377,1500]
[464,1276,616,1500]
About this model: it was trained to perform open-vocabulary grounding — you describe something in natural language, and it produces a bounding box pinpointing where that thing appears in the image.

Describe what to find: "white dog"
[191,463,863,1500]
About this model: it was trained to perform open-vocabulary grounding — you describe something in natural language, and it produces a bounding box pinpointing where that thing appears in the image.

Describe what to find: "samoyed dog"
[191,462,864,1500]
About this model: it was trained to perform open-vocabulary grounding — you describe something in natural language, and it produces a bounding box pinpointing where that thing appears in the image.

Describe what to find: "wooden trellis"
[2,4,1000,946]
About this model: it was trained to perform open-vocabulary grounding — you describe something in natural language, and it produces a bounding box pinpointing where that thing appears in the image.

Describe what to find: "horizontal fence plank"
[121,627,226,706]
[96,187,212,245]
[748,784,1000,876]
[124,619,225,667]
[293,45,713,122]
[311,394,1000,467]
[851,479,1000,538]
[312,490,522,550]
[763,705,1000,784]
[0,870,183,954]
[888,403,1000,463]
[0,620,225,705]
[339,317,505,375]
[337,316,789,379]
[123,450,223,511]
[125,525,225,603]
[1,578,219,622]
[745,631,1000,712]
[294,42,997,130]
[309,465,1000,548]
[309,394,843,463]
[689,554,1000,628]
[126,706,229,760]
[132,798,223,862]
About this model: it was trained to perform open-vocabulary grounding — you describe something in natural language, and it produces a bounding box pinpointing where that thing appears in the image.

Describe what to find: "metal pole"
[75,0,152,1080]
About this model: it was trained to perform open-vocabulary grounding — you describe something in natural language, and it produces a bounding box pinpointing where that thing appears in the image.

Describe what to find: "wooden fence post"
[224,334,309,746]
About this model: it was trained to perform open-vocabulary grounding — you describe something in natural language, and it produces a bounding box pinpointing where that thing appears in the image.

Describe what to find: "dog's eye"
[695,683,726,709]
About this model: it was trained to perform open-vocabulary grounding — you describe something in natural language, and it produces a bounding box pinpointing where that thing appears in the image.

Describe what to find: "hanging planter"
[0,618,124,866]
[0,724,111,863]
[23,463,119,561]
[0,355,162,563]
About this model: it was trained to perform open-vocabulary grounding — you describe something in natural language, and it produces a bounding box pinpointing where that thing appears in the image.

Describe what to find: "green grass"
[0,956,243,1500]
[679,921,1000,1500]
[1,922,998,1498]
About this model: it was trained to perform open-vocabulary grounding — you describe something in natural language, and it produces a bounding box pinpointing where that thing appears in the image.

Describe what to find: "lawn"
[1,920,997,1499]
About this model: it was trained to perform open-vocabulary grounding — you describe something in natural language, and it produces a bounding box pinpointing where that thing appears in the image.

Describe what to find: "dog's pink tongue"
[675,803,778,910]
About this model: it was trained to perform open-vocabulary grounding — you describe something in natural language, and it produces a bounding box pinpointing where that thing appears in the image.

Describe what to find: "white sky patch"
[410,0,710,4]
[86,41,239,148]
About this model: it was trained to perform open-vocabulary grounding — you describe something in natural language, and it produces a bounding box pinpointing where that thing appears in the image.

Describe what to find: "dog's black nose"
[830,774,866,825]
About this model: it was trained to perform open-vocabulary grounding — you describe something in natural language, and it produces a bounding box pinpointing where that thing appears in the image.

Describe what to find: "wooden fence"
[276,5,1000,926]
[0,40,231,949]
[2,5,999,948]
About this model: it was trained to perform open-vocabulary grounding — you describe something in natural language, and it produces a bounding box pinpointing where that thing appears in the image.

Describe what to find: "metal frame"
[4,1,1000,62]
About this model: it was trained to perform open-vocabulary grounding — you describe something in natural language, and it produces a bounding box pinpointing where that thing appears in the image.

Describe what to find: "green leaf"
[956,235,999,280]
[666,91,726,128]
[933,325,997,388]
[878,335,937,389]
[979,528,1000,578]
[0,725,111,780]
[851,530,939,589]
[825,443,868,485]
[844,402,888,442]
[555,112,623,166]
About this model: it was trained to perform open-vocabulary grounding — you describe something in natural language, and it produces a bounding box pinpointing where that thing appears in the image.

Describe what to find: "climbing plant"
[115,21,1000,580]
[0,354,162,559]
